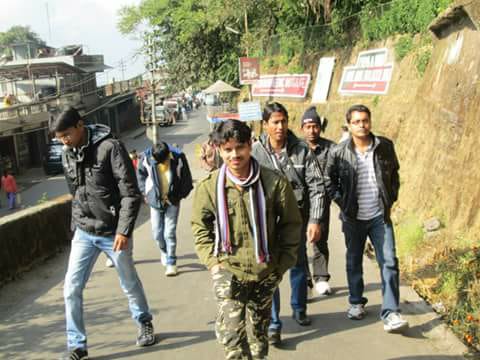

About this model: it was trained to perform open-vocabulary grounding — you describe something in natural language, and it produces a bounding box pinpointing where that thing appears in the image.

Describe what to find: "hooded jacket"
[251,130,325,223]
[324,133,400,222]
[137,145,193,209]
[62,124,141,237]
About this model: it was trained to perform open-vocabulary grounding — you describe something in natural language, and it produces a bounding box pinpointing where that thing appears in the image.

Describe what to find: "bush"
[416,49,432,76]
[395,35,414,61]
[396,216,424,258]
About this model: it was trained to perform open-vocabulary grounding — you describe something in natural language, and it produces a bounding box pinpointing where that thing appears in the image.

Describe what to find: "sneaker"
[68,348,89,360]
[268,330,281,346]
[160,251,167,267]
[314,281,332,296]
[165,265,177,276]
[383,312,409,333]
[347,304,366,320]
[292,310,312,326]
[137,321,155,347]
[105,258,114,268]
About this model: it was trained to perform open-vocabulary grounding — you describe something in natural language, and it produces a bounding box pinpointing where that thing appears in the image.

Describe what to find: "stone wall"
[0,195,72,285]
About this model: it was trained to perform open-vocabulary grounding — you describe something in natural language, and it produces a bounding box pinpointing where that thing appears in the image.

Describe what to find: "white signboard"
[238,101,262,121]
[311,57,336,103]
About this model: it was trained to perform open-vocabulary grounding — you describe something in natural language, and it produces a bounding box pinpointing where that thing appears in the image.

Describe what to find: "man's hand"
[210,264,224,275]
[113,233,129,251]
[307,223,322,243]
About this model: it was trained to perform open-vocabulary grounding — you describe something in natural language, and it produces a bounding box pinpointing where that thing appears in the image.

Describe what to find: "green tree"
[0,26,46,57]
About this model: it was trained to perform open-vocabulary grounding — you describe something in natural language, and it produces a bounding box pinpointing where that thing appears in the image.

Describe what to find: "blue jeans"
[269,228,308,332]
[64,228,152,350]
[6,192,15,209]
[150,204,179,265]
[342,215,400,319]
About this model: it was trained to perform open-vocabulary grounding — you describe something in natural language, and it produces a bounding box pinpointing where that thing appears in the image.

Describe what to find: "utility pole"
[119,58,126,81]
[143,30,161,146]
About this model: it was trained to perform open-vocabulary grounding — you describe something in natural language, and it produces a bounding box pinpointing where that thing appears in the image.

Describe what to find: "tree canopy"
[0,26,46,57]
[117,0,451,93]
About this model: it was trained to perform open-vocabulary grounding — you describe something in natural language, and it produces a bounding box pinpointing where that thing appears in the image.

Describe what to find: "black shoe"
[69,348,89,360]
[268,330,281,346]
[137,321,156,347]
[292,311,311,326]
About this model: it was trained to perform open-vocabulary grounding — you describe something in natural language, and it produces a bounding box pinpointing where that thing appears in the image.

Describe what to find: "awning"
[203,80,240,94]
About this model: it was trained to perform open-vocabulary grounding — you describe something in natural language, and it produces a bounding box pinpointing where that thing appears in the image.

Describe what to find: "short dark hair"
[211,119,251,146]
[346,104,371,123]
[50,106,82,132]
[152,142,170,163]
[262,102,288,122]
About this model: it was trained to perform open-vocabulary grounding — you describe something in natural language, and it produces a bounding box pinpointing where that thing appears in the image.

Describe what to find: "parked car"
[43,139,64,175]
[154,105,174,126]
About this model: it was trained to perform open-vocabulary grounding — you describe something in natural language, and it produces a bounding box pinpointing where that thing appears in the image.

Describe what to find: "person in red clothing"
[1,170,17,210]
[130,149,139,170]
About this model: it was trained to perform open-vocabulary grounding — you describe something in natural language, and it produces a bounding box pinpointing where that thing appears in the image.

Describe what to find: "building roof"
[0,61,86,80]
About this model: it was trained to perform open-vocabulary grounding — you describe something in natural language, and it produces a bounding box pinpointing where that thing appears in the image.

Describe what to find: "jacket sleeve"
[324,147,342,207]
[275,177,303,275]
[179,153,194,199]
[110,140,142,237]
[305,150,326,224]
[136,154,147,195]
[191,178,220,269]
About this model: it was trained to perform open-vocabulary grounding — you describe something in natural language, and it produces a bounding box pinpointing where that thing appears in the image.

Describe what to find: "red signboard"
[252,74,311,98]
[239,57,260,85]
[339,64,394,95]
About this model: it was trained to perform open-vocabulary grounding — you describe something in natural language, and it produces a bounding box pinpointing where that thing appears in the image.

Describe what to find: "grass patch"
[396,215,424,258]
[416,49,432,76]
[395,35,414,61]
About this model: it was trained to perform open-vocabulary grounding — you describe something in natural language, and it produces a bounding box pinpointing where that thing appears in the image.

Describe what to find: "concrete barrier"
[0,195,72,285]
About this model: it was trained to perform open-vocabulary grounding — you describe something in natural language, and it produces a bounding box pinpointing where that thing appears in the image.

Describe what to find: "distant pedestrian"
[199,130,223,173]
[1,170,17,210]
[252,102,326,345]
[324,104,409,332]
[130,149,139,170]
[301,106,336,297]
[51,106,155,360]
[137,141,193,276]
[192,120,302,359]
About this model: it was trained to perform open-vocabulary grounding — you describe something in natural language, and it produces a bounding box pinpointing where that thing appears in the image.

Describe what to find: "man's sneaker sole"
[136,337,156,347]
[384,321,409,333]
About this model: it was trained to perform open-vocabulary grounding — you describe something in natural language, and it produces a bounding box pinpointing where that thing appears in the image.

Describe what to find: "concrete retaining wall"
[0,195,72,285]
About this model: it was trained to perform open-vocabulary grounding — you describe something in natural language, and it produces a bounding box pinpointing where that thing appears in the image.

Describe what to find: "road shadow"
[388,356,468,360]
[93,330,216,360]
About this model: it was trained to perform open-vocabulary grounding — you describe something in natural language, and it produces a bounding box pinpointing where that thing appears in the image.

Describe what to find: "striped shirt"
[355,144,382,220]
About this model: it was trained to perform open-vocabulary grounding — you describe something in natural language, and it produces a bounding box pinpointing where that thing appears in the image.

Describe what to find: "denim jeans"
[269,226,308,332]
[6,192,15,209]
[64,228,152,350]
[312,206,331,282]
[150,204,179,265]
[342,214,400,319]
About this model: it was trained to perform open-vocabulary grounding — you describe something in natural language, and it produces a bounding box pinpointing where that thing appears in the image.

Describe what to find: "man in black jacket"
[324,104,408,333]
[137,142,193,276]
[252,102,325,345]
[51,107,155,360]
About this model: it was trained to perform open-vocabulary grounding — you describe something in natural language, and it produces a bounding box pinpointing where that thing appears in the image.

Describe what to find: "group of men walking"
[192,102,408,359]
[51,101,407,360]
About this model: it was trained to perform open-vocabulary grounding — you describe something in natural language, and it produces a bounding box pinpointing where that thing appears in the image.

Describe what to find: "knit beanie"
[301,106,321,127]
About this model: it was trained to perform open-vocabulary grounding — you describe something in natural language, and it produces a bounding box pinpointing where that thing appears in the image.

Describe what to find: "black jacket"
[324,133,400,222]
[62,124,141,237]
[137,145,193,209]
[251,130,325,223]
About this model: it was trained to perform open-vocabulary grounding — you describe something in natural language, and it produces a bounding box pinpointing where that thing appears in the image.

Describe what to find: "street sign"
[338,48,394,95]
[311,57,336,103]
[238,101,262,121]
[252,74,311,98]
[239,57,260,85]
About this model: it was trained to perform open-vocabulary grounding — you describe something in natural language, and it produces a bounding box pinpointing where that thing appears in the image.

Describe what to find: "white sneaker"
[105,258,114,268]
[347,304,366,320]
[165,265,177,276]
[383,312,409,333]
[315,281,332,296]
[160,251,167,267]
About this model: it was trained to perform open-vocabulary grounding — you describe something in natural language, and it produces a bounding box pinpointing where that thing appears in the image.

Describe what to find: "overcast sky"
[0,0,145,85]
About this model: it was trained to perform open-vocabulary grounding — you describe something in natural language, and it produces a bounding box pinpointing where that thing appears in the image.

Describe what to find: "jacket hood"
[88,124,112,145]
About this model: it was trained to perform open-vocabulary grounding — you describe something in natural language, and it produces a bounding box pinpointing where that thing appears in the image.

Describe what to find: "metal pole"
[151,74,157,146]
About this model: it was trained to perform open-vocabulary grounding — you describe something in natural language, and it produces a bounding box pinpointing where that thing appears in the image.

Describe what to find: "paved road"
[0,108,467,359]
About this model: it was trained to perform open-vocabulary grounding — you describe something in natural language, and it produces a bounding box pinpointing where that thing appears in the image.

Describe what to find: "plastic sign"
[339,48,394,95]
[252,74,311,98]
[239,57,260,85]
[311,57,336,103]
[238,101,262,121]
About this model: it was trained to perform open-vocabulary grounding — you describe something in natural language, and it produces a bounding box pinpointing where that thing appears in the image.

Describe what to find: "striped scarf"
[214,159,269,263]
